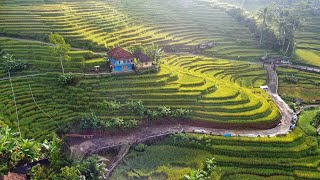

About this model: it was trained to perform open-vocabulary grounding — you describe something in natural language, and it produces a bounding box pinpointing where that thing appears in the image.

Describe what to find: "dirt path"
[264,63,278,94]
[279,64,320,73]
[104,145,131,179]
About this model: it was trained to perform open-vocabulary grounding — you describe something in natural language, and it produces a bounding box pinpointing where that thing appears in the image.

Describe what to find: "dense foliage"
[2,53,27,72]
[312,112,320,130]
[58,73,76,85]
[127,100,192,121]
[0,126,54,176]
[184,158,219,180]
[49,33,71,74]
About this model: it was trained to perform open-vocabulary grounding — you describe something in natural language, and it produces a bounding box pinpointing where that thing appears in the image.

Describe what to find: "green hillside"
[0,0,274,59]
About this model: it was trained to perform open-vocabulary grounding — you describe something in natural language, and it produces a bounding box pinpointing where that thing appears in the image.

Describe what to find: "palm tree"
[257,7,271,45]
[154,47,164,64]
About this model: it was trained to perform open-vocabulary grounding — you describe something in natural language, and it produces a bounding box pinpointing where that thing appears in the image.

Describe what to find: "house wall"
[141,62,153,68]
[107,57,134,72]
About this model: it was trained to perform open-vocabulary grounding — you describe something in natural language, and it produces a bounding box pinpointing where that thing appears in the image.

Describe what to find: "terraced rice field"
[0,37,100,77]
[0,0,274,60]
[0,40,279,140]
[111,125,320,180]
[295,10,320,66]
[277,67,320,103]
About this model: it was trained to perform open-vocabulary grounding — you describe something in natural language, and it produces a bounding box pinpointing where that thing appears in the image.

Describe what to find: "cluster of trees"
[60,100,191,133]
[79,113,139,130]
[184,158,220,180]
[129,45,164,65]
[0,126,48,176]
[31,154,106,180]
[0,126,106,179]
[221,1,305,57]
[127,100,192,121]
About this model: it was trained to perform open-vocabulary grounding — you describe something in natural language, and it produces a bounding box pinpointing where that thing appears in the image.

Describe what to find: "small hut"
[134,51,153,69]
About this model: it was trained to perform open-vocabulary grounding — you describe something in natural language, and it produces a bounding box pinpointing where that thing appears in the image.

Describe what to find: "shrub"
[311,112,320,128]
[127,100,146,116]
[58,73,76,85]
[2,53,27,72]
[79,113,101,129]
[284,74,298,84]
[98,100,121,111]
[134,143,146,152]
[171,108,192,118]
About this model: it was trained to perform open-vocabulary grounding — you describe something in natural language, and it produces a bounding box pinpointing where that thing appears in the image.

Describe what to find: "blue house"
[107,47,134,72]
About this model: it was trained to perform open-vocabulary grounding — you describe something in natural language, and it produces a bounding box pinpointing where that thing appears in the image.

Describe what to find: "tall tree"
[49,33,71,74]
[257,7,271,45]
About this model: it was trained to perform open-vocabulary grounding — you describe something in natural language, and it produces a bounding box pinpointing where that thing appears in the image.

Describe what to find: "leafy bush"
[184,158,217,180]
[284,74,298,84]
[58,73,76,85]
[171,108,192,118]
[77,155,106,180]
[311,112,320,128]
[79,113,101,129]
[134,143,146,152]
[127,100,147,116]
[98,100,121,111]
[2,53,27,72]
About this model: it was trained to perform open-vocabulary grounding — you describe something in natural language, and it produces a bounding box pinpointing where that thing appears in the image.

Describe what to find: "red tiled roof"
[107,47,134,60]
[4,172,26,180]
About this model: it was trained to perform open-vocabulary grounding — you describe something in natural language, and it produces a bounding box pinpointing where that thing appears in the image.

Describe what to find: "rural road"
[264,63,278,94]
[279,64,320,73]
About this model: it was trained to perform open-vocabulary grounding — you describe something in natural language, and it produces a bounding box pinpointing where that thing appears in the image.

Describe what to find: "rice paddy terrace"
[1,0,319,179]
[111,126,320,180]
[0,45,279,140]
[217,0,320,67]
[277,67,320,104]
[0,0,281,139]
[295,9,320,67]
[0,0,275,60]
